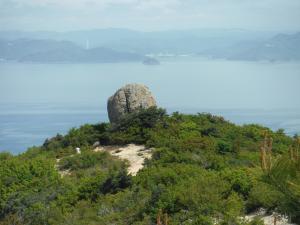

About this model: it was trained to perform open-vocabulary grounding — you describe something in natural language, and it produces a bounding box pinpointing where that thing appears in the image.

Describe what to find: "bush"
[58,151,113,171]
[0,109,296,224]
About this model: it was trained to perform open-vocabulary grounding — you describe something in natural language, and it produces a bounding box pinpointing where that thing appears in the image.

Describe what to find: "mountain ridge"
[0,38,144,63]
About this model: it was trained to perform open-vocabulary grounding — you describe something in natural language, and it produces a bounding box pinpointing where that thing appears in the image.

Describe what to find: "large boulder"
[107,83,157,123]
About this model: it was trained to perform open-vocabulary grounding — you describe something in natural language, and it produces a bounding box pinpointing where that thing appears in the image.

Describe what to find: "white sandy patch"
[55,158,71,177]
[243,209,296,225]
[94,144,152,175]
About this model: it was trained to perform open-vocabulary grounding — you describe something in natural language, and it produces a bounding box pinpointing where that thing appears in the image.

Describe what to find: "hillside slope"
[0,107,299,225]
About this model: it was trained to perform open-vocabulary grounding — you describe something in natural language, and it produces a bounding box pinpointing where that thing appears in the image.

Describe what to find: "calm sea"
[1,58,300,154]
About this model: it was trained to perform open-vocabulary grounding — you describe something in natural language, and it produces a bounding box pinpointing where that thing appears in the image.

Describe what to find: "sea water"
[1,58,300,154]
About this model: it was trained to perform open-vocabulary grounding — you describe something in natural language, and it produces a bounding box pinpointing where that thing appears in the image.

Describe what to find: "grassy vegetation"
[0,107,299,225]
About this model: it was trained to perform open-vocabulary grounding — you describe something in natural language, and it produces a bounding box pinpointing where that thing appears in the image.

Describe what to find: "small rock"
[93,141,101,148]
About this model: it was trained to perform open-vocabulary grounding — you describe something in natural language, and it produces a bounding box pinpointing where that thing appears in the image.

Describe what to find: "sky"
[0,0,300,32]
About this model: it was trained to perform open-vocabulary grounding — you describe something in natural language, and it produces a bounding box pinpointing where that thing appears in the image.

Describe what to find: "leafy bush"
[59,151,114,171]
[0,108,297,224]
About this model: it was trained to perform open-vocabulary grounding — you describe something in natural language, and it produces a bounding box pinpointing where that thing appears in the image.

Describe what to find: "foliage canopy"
[0,107,299,224]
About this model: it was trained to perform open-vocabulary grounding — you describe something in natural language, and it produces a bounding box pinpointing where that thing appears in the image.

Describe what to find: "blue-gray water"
[1,58,300,154]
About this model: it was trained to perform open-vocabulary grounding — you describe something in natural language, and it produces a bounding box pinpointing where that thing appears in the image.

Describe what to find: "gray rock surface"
[92,141,101,148]
[107,83,156,123]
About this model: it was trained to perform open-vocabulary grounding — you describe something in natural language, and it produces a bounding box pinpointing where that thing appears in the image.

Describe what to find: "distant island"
[142,57,160,65]
[1,29,300,63]
[0,39,144,63]
[199,32,300,61]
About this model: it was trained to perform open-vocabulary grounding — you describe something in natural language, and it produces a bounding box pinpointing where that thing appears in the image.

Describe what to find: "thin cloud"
[0,0,299,31]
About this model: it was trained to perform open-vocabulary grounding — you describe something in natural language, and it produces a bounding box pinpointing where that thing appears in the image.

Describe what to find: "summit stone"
[107,83,157,123]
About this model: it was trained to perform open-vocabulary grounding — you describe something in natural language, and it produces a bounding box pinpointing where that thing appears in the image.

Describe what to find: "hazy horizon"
[0,27,299,34]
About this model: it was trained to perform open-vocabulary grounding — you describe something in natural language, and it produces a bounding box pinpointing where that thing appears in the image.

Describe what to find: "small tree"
[260,131,273,172]
[156,209,168,225]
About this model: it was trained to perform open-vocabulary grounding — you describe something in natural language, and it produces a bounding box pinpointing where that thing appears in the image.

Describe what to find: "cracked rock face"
[107,83,157,123]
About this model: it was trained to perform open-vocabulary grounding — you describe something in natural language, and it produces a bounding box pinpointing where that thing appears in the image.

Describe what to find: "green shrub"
[0,108,296,224]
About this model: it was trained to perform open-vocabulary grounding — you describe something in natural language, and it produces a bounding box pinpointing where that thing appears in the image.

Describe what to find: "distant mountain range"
[0,28,299,62]
[0,39,144,63]
[200,32,300,61]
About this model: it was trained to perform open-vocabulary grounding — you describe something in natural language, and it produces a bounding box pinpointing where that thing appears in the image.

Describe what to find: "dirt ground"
[243,208,296,225]
[94,144,152,175]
